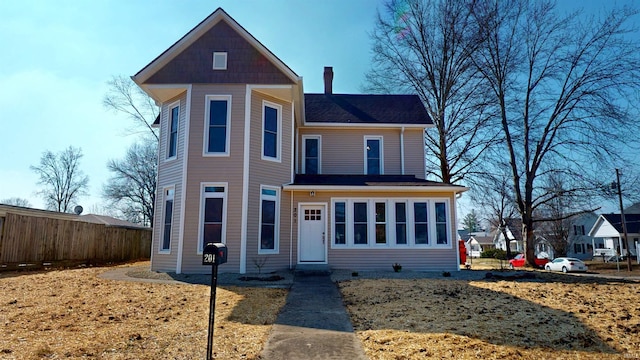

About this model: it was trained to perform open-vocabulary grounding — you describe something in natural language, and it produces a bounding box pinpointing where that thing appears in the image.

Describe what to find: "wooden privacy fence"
[0,212,151,270]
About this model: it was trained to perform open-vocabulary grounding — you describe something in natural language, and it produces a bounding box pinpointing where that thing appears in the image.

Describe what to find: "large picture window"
[161,187,174,252]
[259,186,280,254]
[262,101,282,161]
[167,103,179,159]
[199,184,227,252]
[204,95,231,156]
[331,199,450,248]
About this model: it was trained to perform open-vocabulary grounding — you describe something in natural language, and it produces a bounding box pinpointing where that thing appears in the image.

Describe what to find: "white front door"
[299,204,326,262]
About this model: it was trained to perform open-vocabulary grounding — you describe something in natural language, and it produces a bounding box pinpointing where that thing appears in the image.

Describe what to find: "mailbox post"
[202,243,227,360]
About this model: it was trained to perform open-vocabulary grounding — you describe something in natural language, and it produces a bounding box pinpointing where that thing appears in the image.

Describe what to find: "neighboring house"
[493,219,524,253]
[459,230,494,258]
[566,212,599,260]
[132,8,467,274]
[589,214,640,259]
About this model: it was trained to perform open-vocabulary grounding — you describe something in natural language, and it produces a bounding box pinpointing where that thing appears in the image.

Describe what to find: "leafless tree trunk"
[103,139,157,226]
[471,0,640,266]
[31,146,89,212]
[365,0,498,184]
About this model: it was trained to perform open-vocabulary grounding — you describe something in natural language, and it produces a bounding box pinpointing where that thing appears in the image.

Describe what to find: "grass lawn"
[0,262,287,359]
[339,273,640,359]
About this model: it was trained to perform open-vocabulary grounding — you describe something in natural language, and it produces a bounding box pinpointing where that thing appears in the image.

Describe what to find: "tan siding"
[180,84,247,274]
[297,128,406,175]
[404,129,426,179]
[152,92,187,272]
[291,190,458,272]
[245,91,294,273]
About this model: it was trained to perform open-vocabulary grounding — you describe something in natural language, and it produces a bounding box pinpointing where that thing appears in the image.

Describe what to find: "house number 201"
[204,253,214,263]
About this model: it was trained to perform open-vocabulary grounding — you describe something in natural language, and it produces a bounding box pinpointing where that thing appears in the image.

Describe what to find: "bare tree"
[103,75,160,224]
[471,0,640,266]
[103,75,159,141]
[1,197,32,207]
[365,0,498,184]
[103,139,157,226]
[31,146,89,212]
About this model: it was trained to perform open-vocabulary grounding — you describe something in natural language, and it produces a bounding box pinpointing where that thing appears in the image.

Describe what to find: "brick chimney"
[323,66,333,94]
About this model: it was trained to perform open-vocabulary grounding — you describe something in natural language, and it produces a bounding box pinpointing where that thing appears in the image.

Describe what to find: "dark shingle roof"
[291,174,462,187]
[304,94,431,125]
[602,214,640,234]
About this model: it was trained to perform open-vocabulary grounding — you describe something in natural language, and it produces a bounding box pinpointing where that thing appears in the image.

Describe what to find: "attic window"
[212,52,227,70]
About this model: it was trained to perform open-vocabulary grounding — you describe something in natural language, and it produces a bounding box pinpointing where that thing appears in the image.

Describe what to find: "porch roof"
[601,214,640,234]
[283,174,467,192]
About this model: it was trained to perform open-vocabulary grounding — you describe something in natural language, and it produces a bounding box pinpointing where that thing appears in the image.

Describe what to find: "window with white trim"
[167,103,179,159]
[259,186,280,254]
[435,202,448,245]
[262,101,282,161]
[204,95,231,156]
[334,201,346,245]
[161,187,174,252]
[395,202,407,245]
[212,52,227,70]
[364,136,383,175]
[303,135,321,174]
[353,202,368,245]
[375,202,387,244]
[331,199,451,248]
[199,184,227,252]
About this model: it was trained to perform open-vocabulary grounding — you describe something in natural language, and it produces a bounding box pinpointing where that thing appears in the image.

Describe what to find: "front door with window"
[299,204,326,262]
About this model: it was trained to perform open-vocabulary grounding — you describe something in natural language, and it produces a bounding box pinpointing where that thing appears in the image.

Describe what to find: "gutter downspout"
[400,127,405,175]
[240,85,253,274]
[176,85,192,274]
[290,191,294,270]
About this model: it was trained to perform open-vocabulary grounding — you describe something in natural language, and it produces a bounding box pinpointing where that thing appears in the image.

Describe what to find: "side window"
[375,202,387,244]
[303,136,321,174]
[353,202,368,245]
[395,202,407,245]
[259,186,279,253]
[204,96,231,156]
[161,187,174,252]
[364,136,383,175]
[435,202,448,245]
[167,103,179,159]
[262,101,282,161]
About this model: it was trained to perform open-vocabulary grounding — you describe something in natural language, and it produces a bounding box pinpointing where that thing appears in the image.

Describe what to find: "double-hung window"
[161,187,174,252]
[167,103,179,159]
[395,202,407,245]
[303,135,321,174]
[435,202,448,245]
[262,101,282,161]
[204,95,231,156]
[199,184,227,252]
[334,201,346,245]
[259,186,279,254]
[414,202,429,245]
[375,202,387,244]
[364,136,383,175]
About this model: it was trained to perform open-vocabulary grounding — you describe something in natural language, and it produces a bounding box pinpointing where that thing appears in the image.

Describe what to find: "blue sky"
[0,0,379,211]
[0,0,635,214]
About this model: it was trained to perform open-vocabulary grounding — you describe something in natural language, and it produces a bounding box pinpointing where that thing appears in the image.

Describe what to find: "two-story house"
[133,8,467,274]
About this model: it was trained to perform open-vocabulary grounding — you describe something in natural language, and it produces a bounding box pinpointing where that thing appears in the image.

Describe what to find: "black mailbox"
[203,243,228,265]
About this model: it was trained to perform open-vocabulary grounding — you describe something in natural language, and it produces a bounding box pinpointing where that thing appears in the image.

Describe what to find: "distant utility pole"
[615,168,632,272]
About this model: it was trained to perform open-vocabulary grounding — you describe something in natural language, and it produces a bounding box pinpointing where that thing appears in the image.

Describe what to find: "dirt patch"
[0,262,287,359]
[339,275,640,359]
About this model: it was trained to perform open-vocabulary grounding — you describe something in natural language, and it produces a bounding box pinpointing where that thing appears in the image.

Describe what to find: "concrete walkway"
[260,274,368,360]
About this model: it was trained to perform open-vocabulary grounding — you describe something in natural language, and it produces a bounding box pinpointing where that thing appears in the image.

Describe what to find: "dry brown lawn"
[340,274,640,359]
[0,262,287,359]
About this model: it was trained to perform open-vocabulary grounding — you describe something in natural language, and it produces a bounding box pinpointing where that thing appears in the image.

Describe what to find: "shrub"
[481,248,507,260]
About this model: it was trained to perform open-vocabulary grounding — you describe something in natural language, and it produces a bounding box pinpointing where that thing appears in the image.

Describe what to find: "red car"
[509,254,549,269]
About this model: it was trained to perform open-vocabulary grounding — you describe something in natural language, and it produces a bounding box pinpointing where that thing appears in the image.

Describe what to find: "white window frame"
[197,182,228,254]
[258,185,280,254]
[203,95,232,157]
[302,135,322,174]
[329,198,452,249]
[261,100,282,162]
[364,136,384,175]
[159,186,175,253]
[374,201,388,245]
[166,101,180,161]
[212,51,227,70]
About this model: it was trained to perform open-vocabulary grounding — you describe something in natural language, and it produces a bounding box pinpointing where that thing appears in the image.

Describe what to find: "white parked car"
[544,257,588,273]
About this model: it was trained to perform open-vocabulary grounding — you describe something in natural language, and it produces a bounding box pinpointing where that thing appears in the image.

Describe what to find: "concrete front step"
[294,263,331,276]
